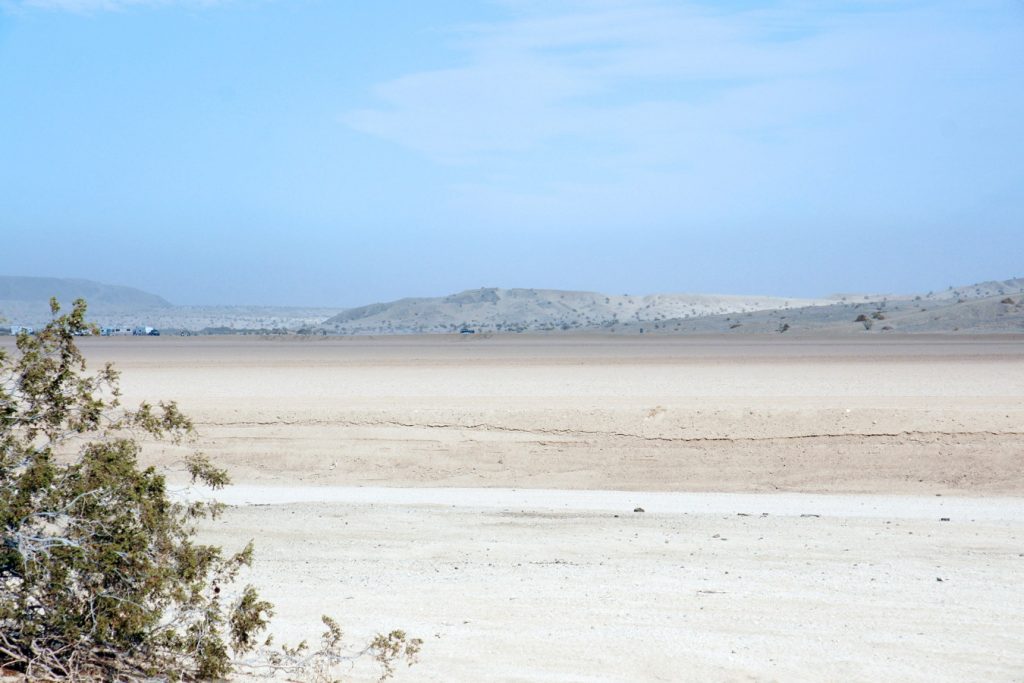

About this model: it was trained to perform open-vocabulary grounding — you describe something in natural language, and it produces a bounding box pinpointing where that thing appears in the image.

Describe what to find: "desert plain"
[58,335,1024,681]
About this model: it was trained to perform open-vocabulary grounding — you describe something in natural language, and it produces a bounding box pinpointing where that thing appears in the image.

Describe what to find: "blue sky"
[1,0,1022,306]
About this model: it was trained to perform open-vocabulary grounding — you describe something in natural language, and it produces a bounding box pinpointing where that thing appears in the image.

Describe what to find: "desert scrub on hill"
[0,299,420,681]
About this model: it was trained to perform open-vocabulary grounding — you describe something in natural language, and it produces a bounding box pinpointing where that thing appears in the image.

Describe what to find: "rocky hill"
[320,287,835,334]
[604,278,1024,335]
[320,279,1024,336]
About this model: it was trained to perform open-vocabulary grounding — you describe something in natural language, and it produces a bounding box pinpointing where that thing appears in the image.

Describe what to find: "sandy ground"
[195,488,1024,682]
[77,334,1024,495]
[7,334,1022,681]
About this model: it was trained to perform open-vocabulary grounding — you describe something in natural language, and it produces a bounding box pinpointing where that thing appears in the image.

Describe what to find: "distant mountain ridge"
[321,279,1024,335]
[4,276,1021,335]
[0,276,171,309]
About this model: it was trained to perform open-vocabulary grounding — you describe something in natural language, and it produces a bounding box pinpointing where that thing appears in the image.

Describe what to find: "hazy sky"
[1,0,1022,306]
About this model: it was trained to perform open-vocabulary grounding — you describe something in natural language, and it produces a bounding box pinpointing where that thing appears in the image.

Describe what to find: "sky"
[1,0,1022,306]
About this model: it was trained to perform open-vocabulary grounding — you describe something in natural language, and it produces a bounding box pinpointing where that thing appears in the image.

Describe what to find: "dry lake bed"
[57,335,1024,681]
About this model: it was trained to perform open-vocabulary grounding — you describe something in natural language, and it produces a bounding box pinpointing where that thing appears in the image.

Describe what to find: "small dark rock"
[940,517,950,522]
[633,507,645,513]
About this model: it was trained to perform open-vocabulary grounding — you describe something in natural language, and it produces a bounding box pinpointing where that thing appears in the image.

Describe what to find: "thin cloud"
[343,0,1023,227]
[346,0,1012,160]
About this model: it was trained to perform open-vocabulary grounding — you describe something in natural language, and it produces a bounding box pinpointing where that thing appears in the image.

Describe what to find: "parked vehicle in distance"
[99,326,159,336]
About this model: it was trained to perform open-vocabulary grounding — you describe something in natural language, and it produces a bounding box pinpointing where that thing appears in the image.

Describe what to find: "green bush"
[1,299,421,681]
[0,298,271,679]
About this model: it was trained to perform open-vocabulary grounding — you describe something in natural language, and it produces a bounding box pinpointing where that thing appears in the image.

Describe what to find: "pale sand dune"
[13,334,1021,681]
